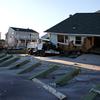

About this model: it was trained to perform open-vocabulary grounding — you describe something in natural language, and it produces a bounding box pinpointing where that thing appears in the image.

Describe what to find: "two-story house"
[6,27,39,49]
[0,39,5,50]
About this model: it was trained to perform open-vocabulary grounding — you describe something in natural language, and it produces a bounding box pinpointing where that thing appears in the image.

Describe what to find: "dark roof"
[95,10,100,13]
[11,27,38,33]
[45,13,100,35]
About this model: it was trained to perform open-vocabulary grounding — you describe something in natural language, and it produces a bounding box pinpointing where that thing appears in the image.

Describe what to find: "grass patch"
[29,65,59,80]
[18,62,42,74]
[55,68,81,86]
[9,60,30,70]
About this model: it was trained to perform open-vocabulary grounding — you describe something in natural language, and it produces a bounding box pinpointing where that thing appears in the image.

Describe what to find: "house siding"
[49,32,87,51]
[6,28,16,47]
[15,31,38,40]
[6,27,39,49]
[50,33,85,46]
[50,33,57,46]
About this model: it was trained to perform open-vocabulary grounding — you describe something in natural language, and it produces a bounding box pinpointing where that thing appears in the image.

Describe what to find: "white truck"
[27,39,59,56]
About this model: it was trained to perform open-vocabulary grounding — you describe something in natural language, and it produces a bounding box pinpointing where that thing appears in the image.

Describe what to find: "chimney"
[69,14,73,17]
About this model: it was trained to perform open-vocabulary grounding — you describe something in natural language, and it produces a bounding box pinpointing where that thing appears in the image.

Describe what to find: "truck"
[27,39,60,56]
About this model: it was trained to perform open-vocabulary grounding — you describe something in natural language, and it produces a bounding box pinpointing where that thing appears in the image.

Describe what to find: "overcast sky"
[0,0,100,39]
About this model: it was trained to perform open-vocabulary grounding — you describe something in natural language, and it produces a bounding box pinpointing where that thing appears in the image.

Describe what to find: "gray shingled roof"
[45,13,100,35]
[11,27,38,33]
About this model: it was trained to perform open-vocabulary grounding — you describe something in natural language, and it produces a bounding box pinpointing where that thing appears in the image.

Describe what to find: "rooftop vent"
[72,26,76,29]
[69,14,73,17]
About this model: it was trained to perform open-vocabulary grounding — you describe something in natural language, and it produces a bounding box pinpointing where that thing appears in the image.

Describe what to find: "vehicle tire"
[40,51,45,57]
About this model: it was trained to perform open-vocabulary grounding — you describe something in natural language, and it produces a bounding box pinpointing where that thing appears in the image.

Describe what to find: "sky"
[0,0,100,39]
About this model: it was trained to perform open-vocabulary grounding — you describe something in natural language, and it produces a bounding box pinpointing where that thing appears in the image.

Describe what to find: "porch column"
[25,39,27,48]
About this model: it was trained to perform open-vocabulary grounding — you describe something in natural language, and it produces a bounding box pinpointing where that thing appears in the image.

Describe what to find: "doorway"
[94,37,100,48]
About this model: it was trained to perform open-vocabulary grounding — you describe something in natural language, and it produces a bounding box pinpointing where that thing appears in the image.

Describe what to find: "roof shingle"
[11,27,38,33]
[45,13,100,35]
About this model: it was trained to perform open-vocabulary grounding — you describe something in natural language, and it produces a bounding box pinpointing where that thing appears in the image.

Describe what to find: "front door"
[94,37,100,48]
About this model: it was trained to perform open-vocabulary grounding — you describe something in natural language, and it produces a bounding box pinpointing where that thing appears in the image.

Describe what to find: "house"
[0,39,5,50]
[40,33,50,42]
[6,27,39,49]
[45,12,100,53]
[0,32,1,40]
[95,10,100,13]
[41,33,50,40]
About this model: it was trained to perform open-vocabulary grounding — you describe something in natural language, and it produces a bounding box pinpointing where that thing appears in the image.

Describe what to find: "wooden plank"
[9,60,30,70]
[55,68,81,86]
[29,65,59,80]
[32,78,67,100]
[0,57,20,67]
[90,88,100,94]
[82,91,98,100]
[0,53,6,58]
[17,62,42,74]
[82,85,100,100]
[0,55,13,63]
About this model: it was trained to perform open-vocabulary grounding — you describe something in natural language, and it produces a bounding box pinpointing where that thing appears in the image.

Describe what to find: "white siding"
[7,28,16,47]
[15,31,39,40]
[69,35,75,43]
[6,27,39,48]
[50,33,57,46]
[50,32,85,46]
[0,32,1,40]
[68,35,85,46]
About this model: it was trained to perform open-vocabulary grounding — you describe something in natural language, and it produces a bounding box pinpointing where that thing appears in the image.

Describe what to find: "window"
[65,35,68,43]
[58,35,64,43]
[57,35,69,45]
[12,32,14,34]
[75,36,82,45]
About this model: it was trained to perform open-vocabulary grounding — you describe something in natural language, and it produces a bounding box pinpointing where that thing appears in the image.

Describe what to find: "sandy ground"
[0,73,57,100]
[0,53,100,100]
[34,54,100,71]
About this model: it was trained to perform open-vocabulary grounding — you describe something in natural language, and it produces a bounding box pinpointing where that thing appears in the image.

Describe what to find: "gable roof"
[41,33,49,39]
[11,27,38,33]
[45,13,100,35]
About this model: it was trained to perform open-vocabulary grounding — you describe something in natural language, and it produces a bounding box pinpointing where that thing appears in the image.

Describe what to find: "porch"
[56,35,100,54]
[82,36,100,54]
[90,37,100,54]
